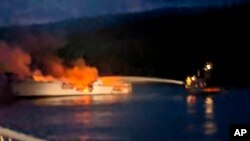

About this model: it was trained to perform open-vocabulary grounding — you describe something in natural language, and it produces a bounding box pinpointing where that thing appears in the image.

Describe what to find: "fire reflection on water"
[204,97,214,119]
[30,94,130,140]
[186,95,196,115]
[186,95,217,136]
[203,97,217,135]
[32,94,130,106]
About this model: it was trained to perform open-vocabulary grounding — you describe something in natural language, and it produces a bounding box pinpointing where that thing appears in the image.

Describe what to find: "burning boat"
[0,44,132,97]
[12,77,132,97]
[4,57,132,97]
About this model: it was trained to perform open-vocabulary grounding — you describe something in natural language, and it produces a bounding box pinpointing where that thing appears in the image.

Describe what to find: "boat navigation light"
[204,62,213,71]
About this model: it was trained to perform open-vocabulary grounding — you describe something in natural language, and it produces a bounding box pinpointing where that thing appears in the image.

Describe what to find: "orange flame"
[32,70,55,82]
[32,58,98,91]
[100,76,128,86]
[0,41,123,90]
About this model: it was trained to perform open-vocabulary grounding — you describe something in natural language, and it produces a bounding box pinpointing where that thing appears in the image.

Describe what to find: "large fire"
[32,58,98,91]
[0,41,127,92]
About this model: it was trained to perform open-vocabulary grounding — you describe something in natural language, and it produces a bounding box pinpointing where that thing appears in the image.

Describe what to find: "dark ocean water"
[0,83,250,141]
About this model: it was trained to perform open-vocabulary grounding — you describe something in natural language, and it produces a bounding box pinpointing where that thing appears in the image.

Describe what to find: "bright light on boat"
[186,76,192,87]
[191,76,196,81]
[204,62,213,71]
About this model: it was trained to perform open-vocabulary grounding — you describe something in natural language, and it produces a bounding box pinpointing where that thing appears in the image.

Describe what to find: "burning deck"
[12,78,132,97]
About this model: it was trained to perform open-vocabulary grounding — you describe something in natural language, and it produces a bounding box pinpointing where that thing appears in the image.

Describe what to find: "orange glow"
[63,63,98,90]
[81,95,92,105]
[100,77,127,86]
[32,70,55,82]
[32,58,98,91]
[203,87,221,93]
[83,88,90,93]
[187,95,196,106]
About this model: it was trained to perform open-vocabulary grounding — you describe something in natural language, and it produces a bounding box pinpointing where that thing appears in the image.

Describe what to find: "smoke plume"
[0,37,99,90]
[0,41,31,79]
[0,33,100,90]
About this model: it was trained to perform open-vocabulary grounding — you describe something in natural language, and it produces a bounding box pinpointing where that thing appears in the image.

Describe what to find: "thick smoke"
[0,34,65,79]
[0,35,99,90]
[0,41,31,79]
[20,34,65,55]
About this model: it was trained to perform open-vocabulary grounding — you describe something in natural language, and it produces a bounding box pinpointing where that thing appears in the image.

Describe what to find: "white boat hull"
[12,80,132,97]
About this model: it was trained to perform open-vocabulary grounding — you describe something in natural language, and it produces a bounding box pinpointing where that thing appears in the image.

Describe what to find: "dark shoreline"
[1,3,250,87]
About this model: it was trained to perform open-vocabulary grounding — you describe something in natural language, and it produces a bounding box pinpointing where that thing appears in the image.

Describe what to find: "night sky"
[0,0,247,26]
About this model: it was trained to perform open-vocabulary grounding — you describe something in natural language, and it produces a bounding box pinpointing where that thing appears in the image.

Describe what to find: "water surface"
[0,83,250,141]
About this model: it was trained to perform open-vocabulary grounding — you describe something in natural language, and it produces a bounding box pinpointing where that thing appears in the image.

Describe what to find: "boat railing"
[0,126,45,141]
